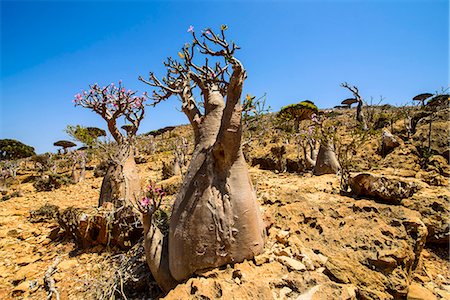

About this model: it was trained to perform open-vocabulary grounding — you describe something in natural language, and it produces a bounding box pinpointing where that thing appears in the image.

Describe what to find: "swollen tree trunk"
[142,214,177,293]
[168,91,265,281]
[98,144,140,208]
[313,141,341,176]
[141,31,266,288]
[71,153,86,183]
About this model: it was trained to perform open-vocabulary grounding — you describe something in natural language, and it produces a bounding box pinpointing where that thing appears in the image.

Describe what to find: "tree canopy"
[65,125,106,146]
[0,139,36,160]
[277,100,318,125]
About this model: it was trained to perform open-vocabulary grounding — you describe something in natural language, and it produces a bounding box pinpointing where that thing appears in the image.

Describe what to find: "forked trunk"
[313,141,341,176]
[168,92,265,282]
[98,145,140,208]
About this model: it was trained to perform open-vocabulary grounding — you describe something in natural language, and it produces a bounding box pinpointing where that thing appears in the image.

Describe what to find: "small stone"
[407,283,437,300]
[276,230,290,245]
[16,254,41,266]
[412,274,430,283]
[316,267,325,273]
[299,254,315,271]
[273,248,292,257]
[276,256,306,271]
[279,286,292,299]
[12,264,37,284]
[58,259,77,271]
[48,227,60,240]
[12,281,29,293]
[254,253,270,266]
[316,254,328,265]
[381,130,400,156]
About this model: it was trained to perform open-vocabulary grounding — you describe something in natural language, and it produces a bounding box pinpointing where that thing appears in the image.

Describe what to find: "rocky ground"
[0,107,448,299]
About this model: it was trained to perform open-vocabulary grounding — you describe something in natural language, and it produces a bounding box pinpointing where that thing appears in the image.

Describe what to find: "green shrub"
[33,174,72,192]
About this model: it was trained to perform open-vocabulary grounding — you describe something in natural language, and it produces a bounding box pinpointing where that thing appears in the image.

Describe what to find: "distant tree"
[53,140,76,154]
[412,93,433,107]
[73,81,147,208]
[277,100,318,131]
[277,101,319,170]
[341,82,368,130]
[0,139,35,161]
[65,125,106,147]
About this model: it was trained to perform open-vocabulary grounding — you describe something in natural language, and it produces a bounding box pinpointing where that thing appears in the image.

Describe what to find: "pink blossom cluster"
[72,81,148,112]
[299,126,316,137]
[139,180,166,212]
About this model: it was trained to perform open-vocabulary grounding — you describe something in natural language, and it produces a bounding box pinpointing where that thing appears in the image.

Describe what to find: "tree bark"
[313,141,341,176]
[167,89,265,282]
[142,214,177,293]
[98,145,140,208]
[356,100,368,130]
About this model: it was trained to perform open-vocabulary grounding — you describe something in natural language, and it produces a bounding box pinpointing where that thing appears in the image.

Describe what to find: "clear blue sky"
[1,0,448,154]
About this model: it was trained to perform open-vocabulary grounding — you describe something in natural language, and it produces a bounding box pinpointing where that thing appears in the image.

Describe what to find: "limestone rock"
[276,230,290,245]
[407,283,437,300]
[381,130,401,156]
[276,256,306,271]
[402,192,449,245]
[348,173,417,203]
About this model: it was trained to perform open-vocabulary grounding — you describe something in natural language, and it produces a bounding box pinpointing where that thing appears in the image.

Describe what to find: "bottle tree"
[73,81,146,208]
[140,26,265,288]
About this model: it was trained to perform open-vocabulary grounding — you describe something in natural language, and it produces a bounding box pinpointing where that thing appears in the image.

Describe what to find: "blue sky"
[1,0,448,154]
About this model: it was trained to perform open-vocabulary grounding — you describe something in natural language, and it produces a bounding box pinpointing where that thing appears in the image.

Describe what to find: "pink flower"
[205,30,211,35]
[140,197,149,206]
[187,25,194,33]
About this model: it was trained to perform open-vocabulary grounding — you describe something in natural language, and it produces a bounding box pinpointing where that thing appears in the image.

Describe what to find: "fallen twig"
[44,257,61,300]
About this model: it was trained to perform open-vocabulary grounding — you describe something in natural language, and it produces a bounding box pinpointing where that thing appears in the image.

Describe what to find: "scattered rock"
[407,283,437,300]
[279,286,292,299]
[416,170,448,186]
[16,254,41,267]
[12,280,29,296]
[381,130,401,156]
[58,259,78,271]
[276,256,306,271]
[276,230,290,245]
[254,253,271,266]
[348,173,417,203]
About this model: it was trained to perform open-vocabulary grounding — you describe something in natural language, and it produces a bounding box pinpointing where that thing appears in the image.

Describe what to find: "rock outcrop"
[348,173,417,204]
